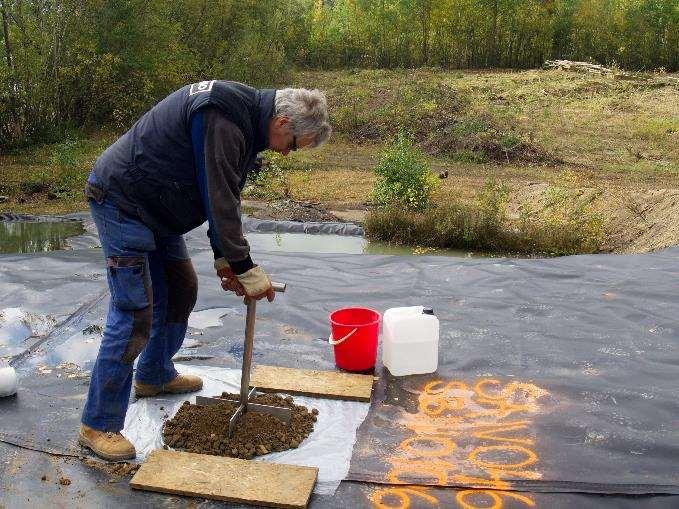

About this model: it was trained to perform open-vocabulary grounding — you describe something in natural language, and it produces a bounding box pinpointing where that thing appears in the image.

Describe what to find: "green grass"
[290,68,678,177]
[0,132,116,213]
[2,67,677,251]
[365,178,606,256]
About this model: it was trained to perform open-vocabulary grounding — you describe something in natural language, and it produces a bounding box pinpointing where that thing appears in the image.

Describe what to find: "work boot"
[134,374,203,398]
[78,424,136,461]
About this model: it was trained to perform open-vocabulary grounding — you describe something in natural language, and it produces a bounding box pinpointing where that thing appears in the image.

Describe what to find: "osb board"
[251,365,374,402]
[130,449,317,509]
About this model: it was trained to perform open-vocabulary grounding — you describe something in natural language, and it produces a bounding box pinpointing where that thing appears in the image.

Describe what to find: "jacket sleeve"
[190,107,254,274]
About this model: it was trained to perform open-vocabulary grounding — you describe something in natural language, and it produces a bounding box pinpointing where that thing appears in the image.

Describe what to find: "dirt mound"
[162,393,317,459]
[81,458,140,481]
[423,116,556,164]
[604,188,679,253]
[511,183,679,254]
[244,199,340,222]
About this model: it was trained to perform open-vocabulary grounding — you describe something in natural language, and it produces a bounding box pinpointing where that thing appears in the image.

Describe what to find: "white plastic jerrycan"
[382,306,439,376]
[0,359,18,397]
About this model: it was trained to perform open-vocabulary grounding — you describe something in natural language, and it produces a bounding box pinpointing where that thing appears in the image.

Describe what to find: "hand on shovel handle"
[244,281,286,303]
[219,272,246,297]
[217,263,285,301]
[236,266,278,302]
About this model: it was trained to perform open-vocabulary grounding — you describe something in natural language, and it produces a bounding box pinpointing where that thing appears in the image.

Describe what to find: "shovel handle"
[239,281,286,409]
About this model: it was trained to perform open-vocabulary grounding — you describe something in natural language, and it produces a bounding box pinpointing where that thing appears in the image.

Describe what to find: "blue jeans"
[81,195,198,432]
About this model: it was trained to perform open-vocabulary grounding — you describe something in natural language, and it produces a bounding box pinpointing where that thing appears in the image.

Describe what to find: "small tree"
[372,133,438,212]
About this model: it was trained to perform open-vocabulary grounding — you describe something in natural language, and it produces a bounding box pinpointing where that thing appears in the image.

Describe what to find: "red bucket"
[329,307,381,372]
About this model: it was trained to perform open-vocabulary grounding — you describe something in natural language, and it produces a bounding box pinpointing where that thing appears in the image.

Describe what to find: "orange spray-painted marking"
[369,377,548,508]
[471,421,533,446]
[370,486,439,509]
[401,436,456,457]
[456,489,536,509]
[386,458,453,485]
[468,444,538,470]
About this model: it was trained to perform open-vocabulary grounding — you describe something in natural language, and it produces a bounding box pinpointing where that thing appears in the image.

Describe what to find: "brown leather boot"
[78,424,135,461]
[134,374,203,398]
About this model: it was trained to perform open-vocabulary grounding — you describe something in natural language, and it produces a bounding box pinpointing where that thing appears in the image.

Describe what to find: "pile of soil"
[81,458,140,481]
[244,199,340,222]
[162,393,317,459]
[602,188,679,253]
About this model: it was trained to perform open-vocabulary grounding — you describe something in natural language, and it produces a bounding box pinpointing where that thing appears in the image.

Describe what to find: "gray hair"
[274,88,332,148]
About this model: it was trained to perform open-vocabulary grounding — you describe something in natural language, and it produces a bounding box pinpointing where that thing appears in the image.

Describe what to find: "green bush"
[49,140,81,168]
[20,172,50,196]
[49,168,88,200]
[372,134,438,212]
[243,151,292,201]
[515,183,605,255]
[365,178,605,256]
[365,203,503,252]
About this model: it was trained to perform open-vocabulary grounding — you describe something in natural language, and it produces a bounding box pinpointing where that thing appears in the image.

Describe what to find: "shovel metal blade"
[246,402,292,424]
[195,395,292,425]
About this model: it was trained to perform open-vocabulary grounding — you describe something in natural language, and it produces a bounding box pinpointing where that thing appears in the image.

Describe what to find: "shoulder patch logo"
[189,80,215,96]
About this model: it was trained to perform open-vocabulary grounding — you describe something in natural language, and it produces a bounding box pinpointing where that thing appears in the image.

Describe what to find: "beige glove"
[236,266,275,302]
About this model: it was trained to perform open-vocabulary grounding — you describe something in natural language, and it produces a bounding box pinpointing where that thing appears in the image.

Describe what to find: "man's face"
[268,116,314,155]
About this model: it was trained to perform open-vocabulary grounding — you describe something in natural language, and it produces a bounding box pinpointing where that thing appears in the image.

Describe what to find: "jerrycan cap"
[422,307,434,315]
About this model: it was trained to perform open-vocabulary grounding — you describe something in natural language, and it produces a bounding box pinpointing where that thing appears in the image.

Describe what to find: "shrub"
[514,184,605,255]
[372,134,438,212]
[365,202,499,251]
[20,172,50,196]
[243,151,293,201]
[365,178,606,256]
[49,139,81,168]
[476,179,509,238]
[49,168,88,200]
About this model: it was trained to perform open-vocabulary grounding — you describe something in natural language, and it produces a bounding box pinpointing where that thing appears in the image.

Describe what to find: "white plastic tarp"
[123,363,370,495]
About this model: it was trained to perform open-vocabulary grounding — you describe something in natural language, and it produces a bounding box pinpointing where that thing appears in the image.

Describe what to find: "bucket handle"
[329,328,358,346]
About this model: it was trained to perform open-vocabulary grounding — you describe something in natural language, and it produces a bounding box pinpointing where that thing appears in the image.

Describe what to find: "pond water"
[246,232,478,257]
[0,220,85,254]
[0,219,480,257]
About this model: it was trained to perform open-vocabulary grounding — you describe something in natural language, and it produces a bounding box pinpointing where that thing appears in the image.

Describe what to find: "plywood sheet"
[251,365,374,402]
[130,449,317,508]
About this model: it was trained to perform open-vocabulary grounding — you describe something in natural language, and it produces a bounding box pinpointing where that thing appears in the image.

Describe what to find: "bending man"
[79,81,331,460]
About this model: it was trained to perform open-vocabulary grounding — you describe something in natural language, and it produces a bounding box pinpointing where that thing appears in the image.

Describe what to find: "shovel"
[195,282,292,436]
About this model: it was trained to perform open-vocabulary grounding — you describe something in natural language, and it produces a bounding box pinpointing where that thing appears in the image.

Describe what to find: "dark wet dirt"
[81,459,140,481]
[162,393,317,459]
[244,199,341,223]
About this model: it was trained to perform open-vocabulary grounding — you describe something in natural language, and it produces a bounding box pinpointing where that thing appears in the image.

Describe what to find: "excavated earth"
[162,393,317,459]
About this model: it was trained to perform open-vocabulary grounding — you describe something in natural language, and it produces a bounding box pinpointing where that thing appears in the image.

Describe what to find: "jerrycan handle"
[329,328,358,346]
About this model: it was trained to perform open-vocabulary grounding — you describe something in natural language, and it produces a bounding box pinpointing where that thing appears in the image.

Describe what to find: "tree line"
[1,0,676,148]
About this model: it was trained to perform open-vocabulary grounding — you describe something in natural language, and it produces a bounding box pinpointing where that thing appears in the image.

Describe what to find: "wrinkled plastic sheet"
[59,212,364,245]
[241,216,364,236]
[125,364,369,495]
[1,212,679,507]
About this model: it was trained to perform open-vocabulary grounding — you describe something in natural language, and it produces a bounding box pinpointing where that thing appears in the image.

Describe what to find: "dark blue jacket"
[91,81,275,239]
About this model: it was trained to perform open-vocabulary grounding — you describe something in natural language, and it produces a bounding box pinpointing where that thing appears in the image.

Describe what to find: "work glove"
[214,258,245,297]
[236,266,275,303]
[214,258,274,302]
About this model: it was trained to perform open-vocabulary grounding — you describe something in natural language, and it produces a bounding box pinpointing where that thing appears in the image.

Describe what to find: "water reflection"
[246,232,476,257]
[0,220,85,254]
